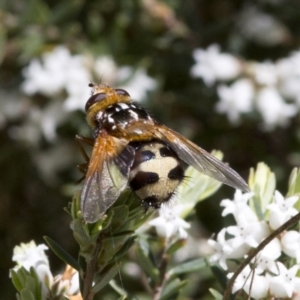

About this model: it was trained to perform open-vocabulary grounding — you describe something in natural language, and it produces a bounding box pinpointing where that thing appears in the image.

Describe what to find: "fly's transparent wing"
[81,134,135,223]
[154,124,249,192]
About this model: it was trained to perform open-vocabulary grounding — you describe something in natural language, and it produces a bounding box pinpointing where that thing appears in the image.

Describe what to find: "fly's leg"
[75,135,94,182]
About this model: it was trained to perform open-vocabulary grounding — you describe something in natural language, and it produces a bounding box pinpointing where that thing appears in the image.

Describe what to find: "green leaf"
[167,258,207,277]
[135,242,159,284]
[11,270,24,292]
[49,0,84,24]
[103,230,134,240]
[21,0,51,24]
[109,280,140,299]
[132,209,155,229]
[24,276,36,294]
[209,288,223,300]
[11,267,32,291]
[109,205,129,231]
[211,265,228,289]
[91,263,121,294]
[20,289,35,300]
[72,219,98,254]
[288,168,300,200]
[249,162,276,214]
[111,205,129,220]
[160,278,187,300]
[71,190,81,219]
[28,268,42,300]
[166,239,186,255]
[111,236,136,261]
[44,236,81,271]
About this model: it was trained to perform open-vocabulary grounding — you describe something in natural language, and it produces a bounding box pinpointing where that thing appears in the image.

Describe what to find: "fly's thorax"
[129,140,185,208]
[85,85,132,129]
[99,102,155,135]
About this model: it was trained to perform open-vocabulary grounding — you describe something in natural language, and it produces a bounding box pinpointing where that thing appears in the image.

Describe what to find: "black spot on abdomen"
[159,146,177,158]
[130,171,159,191]
[168,165,185,180]
[132,150,155,169]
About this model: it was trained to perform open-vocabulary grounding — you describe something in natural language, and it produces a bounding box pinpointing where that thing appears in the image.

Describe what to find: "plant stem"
[82,233,104,300]
[153,239,170,300]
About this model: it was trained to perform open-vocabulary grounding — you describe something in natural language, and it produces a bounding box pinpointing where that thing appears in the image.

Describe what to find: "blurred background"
[2,0,300,298]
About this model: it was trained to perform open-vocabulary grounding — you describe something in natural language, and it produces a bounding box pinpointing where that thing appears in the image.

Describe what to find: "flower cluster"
[11,241,80,299]
[190,44,300,129]
[22,46,157,111]
[208,163,300,299]
[13,46,157,143]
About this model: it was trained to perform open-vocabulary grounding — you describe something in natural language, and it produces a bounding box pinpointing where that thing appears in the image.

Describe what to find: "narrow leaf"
[44,236,81,271]
[111,236,136,261]
[11,270,24,292]
[91,263,120,294]
[209,288,223,300]
[166,239,186,255]
[211,265,228,289]
[160,278,187,300]
[135,244,159,283]
[20,289,35,300]
[167,258,206,276]
[103,230,134,240]
[11,268,30,291]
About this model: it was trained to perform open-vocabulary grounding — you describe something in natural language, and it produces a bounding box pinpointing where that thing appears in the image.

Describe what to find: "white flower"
[267,190,298,230]
[22,46,90,112]
[227,221,270,248]
[279,75,300,105]
[253,238,281,274]
[63,56,91,111]
[277,52,300,105]
[269,262,299,298]
[289,50,300,77]
[11,242,81,298]
[252,61,278,86]
[12,241,53,298]
[208,229,233,270]
[94,55,119,84]
[116,67,157,101]
[22,47,74,96]
[41,102,66,140]
[277,56,295,79]
[220,190,256,225]
[17,102,66,142]
[216,79,254,124]
[228,265,269,299]
[148,204,190,239]
[12,241,49,271]
[190,44,241,86]
[281,230,300,261]
[256,86,298,129]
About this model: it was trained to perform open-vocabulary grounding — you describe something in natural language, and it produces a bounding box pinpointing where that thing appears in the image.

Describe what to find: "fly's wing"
[81,133,135,223]
[153,124,249,192]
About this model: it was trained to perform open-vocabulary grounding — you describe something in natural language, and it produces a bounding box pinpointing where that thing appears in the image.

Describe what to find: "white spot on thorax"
[129,110,139,119]
[118,103,130,109]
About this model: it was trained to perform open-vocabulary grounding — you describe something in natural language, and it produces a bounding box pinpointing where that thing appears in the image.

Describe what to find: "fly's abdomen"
[129,140,185,208]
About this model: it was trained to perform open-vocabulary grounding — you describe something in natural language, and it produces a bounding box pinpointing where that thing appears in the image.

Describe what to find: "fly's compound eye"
[115,88,130,98]
[85,93,107,112]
